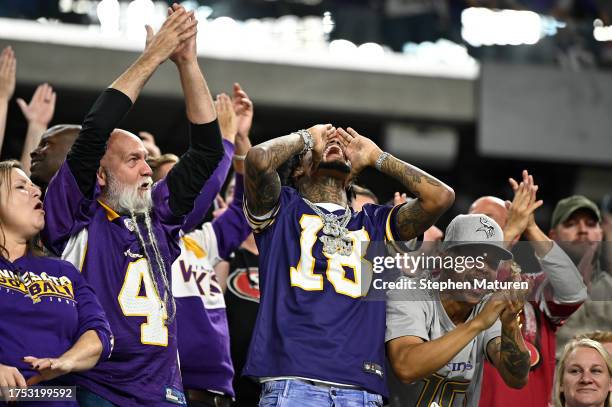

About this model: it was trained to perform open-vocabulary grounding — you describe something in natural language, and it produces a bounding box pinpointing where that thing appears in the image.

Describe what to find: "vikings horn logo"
[476,217,495,238]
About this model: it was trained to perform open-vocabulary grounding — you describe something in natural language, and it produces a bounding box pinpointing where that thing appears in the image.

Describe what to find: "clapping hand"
[144,4,197,65]
[232,83,253,140]
[215,93,238,144]
[504,170,543,244]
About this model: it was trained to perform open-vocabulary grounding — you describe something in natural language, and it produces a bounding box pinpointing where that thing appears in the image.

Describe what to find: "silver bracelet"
[375,151,390,171]
[233,154,247,161]
[296,129,314,155]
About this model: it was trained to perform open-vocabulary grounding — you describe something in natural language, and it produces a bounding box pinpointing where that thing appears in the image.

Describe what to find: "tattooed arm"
[387,283,510,384]
[381,157,454,241]
[337,127,454,241]
[244,124,335,216]
[486,302,530,389]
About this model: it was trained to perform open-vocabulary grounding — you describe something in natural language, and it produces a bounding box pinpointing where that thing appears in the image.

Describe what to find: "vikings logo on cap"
[476,217,495,239]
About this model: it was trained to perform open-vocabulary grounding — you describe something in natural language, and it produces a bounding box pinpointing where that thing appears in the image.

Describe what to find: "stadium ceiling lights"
[461,7,564,47]
[594,19,612,42]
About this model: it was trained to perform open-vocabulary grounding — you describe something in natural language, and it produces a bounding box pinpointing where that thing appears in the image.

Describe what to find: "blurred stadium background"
[1,0,611,229]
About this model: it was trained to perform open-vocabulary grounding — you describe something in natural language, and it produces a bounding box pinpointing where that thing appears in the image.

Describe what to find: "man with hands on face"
[243,125,454,406]
[386,214,531,407]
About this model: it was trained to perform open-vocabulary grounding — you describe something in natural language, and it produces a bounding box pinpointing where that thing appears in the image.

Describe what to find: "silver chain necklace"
[302,198,353,256]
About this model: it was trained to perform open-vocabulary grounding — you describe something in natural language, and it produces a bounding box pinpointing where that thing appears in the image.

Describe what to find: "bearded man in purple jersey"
[41,4,224,406]
[242,125,455,406]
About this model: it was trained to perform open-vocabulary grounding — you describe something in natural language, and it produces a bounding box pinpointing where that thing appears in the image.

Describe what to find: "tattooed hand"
[308,124,335,169]
[336,127,382,177]
[498,278,528,327]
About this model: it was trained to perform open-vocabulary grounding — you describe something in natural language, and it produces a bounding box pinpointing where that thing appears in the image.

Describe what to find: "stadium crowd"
[0,3,611,407]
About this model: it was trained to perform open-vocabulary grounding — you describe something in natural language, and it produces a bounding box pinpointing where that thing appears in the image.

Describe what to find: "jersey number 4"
[118,259,168,346]
[290,215,371,298]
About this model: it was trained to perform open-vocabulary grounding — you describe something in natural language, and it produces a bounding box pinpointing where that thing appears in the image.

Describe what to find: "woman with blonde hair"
[553,338,612,407]
[0,160,112,404]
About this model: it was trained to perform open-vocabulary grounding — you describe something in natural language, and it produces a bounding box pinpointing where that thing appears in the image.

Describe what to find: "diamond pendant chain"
[302,198,354,256]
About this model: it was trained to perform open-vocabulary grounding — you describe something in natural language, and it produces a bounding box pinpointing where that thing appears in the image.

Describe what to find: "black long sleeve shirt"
[66,88,224,217]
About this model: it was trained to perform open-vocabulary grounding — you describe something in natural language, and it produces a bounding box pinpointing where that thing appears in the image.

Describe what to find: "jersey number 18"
[290,215,371,298]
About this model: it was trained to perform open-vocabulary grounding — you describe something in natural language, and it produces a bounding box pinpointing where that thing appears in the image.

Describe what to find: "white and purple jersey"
[173,140,251,395]
[42,88,224,406]
[44,164,186,406]
[243,187,402,397]
[0,254,112,407]
[386,278,501,407]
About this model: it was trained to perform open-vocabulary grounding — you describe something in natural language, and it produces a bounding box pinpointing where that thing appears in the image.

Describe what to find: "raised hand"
[336,127,383,178]
[230,83,253,174]
[139,131,161,158]
[393,192,408,205]
[504,170,543,243]
[232,83,253,139]
[144,5,197,65]
[23,356,74,386]
[17,83,56,127]
[0,46,16,101]
[167,3,197,65]
[307,124,335,168]
[215,93,237,144]
[498,281,528,327]
[508,170,540,229]
[212,194,228,219]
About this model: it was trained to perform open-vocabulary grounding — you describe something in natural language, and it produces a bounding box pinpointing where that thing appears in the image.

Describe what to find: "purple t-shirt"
[243,187,402,397]
[173,140,251,395]
[0,253,112,407]
[42,163,187,406]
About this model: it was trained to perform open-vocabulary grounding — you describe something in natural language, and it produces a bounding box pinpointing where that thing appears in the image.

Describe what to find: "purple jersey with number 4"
[42,163,186,407]
[243,187,401,397]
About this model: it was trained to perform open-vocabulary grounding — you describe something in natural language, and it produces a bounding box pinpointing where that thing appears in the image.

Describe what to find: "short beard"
[103,171,153,215]
[317,160,351,175]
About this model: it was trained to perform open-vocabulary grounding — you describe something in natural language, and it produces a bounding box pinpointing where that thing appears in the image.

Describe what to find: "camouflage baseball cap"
[551,195,601,229]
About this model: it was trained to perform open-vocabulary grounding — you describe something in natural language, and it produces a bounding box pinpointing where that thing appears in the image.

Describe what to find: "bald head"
[100,129,146,168]
[30,124,81,186]
[469,196,508,228]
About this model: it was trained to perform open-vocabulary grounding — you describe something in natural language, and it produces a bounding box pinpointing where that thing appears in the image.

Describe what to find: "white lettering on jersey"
[171,223,226,309]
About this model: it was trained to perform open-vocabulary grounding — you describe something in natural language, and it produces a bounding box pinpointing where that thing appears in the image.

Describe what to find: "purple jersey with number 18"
[243,186,402,397]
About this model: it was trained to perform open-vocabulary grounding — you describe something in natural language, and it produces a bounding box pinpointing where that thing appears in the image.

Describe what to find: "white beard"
[104,172,153,214]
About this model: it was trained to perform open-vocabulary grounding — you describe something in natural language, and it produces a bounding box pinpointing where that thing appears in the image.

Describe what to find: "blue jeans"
[258,379,383,407]
[76,387,117,407]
